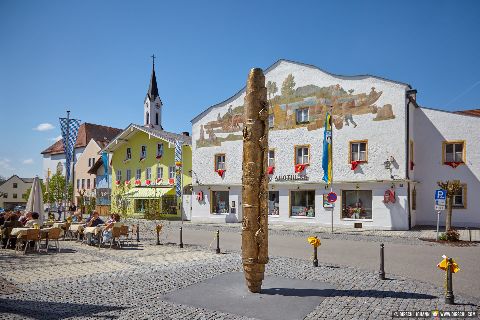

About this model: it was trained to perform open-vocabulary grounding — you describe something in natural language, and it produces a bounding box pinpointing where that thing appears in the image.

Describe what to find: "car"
[13,205,26,212]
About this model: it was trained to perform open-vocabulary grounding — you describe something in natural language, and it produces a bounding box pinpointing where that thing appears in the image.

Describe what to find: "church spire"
[147,54,159,101]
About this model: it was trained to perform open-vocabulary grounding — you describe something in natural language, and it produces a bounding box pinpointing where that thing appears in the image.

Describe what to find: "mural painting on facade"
[196,74,395,148]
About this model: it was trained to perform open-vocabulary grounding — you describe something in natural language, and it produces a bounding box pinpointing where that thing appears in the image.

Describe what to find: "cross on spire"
[151,54,156,68]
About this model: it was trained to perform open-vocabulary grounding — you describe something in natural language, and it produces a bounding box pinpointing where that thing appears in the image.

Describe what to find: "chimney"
[406,89,417,101]
[182,131,190,136]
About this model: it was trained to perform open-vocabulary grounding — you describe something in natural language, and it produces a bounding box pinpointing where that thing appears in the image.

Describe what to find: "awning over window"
[124,187,173,199]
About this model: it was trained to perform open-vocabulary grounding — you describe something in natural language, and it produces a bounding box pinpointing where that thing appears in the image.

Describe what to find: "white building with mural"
[190,59,480,230]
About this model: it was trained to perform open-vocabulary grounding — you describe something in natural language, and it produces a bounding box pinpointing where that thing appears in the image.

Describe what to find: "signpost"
[327,192,337,233]
[435,189,447,240]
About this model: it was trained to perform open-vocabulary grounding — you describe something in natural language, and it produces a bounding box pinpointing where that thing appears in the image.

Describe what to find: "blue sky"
[0,0,479,178]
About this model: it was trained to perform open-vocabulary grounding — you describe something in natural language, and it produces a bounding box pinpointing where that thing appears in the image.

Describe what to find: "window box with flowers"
[294,145,309,173]
[442,141,465,168]
[349,140,368,170]
[215,154,226,177]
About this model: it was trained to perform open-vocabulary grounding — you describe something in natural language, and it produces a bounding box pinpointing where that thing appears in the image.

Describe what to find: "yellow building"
[102,59,192,219]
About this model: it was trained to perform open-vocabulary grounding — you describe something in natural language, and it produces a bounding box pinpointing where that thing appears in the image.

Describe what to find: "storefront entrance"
[268,191,279,216]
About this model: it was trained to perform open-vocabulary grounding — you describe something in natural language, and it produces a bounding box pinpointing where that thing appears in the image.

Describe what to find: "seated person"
[19,212,32,226]
[102,214,122,244]
[71,210,83,223]
[84,211,104,245]
[1,214,23,249]
[24,212,39,228]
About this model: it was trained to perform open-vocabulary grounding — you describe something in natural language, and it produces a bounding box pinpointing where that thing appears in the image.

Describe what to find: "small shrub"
[446,229,460,242]
[438,233,447,241]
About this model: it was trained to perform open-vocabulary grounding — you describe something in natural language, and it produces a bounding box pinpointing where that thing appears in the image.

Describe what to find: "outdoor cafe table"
[69,224,84,232]
[11,227,65,238]
[52,222,66,228]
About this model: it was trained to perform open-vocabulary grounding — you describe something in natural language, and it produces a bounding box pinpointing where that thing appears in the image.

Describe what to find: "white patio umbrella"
[26,176,45,224]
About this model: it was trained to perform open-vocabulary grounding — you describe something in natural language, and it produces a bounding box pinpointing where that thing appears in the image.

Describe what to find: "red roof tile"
[41,123,122,155]
[454,109,480,117]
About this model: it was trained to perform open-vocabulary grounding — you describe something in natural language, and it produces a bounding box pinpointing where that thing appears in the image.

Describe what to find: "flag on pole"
[59,118,81,182]
[174,140,182,198]
[322,112,332,184]
[102,151,109,182]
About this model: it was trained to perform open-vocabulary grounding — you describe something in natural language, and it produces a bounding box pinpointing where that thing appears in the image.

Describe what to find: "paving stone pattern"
[0,239,478,320]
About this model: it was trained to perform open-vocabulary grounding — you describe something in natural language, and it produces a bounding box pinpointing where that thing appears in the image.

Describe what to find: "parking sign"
[434,189,447,211]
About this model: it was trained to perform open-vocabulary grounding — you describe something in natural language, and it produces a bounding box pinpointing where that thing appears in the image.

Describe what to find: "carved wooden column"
[242,68,269,293]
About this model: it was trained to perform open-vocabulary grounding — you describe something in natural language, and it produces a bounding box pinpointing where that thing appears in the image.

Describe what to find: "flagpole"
[64,110,70,220]
[330,105,334,233]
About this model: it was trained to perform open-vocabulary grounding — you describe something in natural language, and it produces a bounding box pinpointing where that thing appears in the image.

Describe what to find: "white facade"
[190,60,480,230]
[42,147,84,182]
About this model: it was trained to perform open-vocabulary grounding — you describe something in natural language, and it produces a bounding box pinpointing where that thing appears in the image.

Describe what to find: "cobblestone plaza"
[1,229,478,320]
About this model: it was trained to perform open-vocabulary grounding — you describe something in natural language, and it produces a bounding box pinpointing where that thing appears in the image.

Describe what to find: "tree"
[112,183,132,218]
[44,173,73,206]
[0,175,6,185]
[267,81,278,101]
[437,180,462,231]
[281,74,295,97]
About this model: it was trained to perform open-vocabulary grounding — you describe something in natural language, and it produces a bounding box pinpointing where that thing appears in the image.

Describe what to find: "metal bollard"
[216,230,220,254]
[156,228,160,245]
[379,243,386,280]
[313,246,318,267]
[136,224,140,242]
[179,227,184,248]
[445,258,455,304]
[467,227,471,242]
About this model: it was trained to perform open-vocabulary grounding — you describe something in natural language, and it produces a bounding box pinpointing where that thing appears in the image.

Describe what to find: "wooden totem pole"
[242,68,269,293]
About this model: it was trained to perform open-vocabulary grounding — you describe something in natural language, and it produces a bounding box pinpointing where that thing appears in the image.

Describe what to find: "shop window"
[146,167,152,180]
[295,146,309,165]
[452,184,467,209]
[215,154,226,171]
[140,146,147,159]
[13,183,17,188]
[342,190,372,219]
[126,169,131,181]
[136,169,141,180]
[211,191,229,214]
[290,190,315,217]
[169,166,175,179]
[296,108,309,124]
[157,166,163,179]
[268,150,275,167]
[87,179,90,189]
[156,143,163,158]
[269,191,279,215]
[135,199,147,213]
[13,193,17,199]
[126,148,132,160]
[350,141,368,163]
[268,114,274,128]
[443,141,465,164]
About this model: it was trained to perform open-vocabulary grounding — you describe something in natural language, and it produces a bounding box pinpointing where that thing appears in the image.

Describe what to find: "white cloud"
[34,123,55,131]
[48,135,63,142]
[23,159,34,165]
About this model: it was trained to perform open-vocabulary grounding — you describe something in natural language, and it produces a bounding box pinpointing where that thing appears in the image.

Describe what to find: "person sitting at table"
[0,212,5,226]
[102,214,121,244]
[84,211,104,245]
[72,210,83,223]
[1,213,23,249]
[24,212,40,228]
[19,212,32,226]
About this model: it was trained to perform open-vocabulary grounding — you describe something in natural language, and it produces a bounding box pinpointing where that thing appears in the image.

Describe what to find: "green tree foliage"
[112,183,131,218]
[44,173,73,205]
[281,74,295,97]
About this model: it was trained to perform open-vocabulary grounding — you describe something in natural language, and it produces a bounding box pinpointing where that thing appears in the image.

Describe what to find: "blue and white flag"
[174,140,182,198]
[59,118,81,182]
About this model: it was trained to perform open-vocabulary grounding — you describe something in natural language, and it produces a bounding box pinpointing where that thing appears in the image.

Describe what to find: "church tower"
[144,55,163,130]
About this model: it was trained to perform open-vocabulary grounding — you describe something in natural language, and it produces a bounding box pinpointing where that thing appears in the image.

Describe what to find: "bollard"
[379,243,386,280]
[445,258,455,304]
[313,246,318,267]
[156,228,160,245]
[136,224,140,242]
[179,227,184,248]
[216,230,220,254]
[467,227,471,242]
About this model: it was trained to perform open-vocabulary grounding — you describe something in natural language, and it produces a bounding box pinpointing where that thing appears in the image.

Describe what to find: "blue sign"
[435,189,447,200]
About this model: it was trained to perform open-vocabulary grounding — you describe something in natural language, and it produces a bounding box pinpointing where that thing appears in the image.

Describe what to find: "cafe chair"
[16,229,40,254]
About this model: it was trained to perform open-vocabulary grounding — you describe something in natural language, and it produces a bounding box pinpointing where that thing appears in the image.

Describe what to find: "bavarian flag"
[322,112,332,184]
